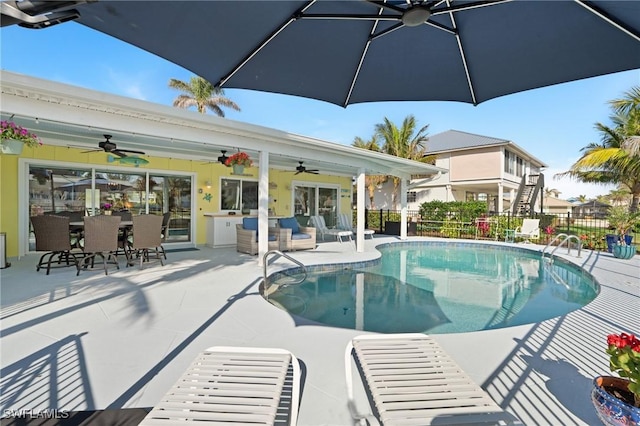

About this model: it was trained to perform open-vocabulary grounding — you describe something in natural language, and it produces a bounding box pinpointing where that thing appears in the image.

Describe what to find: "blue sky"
[1,22,638,199]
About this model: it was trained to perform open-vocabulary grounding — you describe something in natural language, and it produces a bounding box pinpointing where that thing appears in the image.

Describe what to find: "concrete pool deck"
[1,236,638,425]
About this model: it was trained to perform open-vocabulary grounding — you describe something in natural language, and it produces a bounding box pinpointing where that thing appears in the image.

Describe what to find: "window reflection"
[221,178,257,213]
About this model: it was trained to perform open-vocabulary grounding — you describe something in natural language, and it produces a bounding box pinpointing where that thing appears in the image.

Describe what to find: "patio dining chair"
[345,333,522,425]
[158,211,171,259]
[77,215,121,276]
[139,346,301,426]
[126,214,164,269]
[30,215,80,275]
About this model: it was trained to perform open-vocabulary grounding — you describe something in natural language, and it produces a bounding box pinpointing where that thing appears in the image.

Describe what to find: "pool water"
[265,242,599,334]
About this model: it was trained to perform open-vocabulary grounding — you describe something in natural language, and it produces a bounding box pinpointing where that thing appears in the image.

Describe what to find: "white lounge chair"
[345,334,522,425]
[337,213,375,239]
[309,215,352,242]
[140,346,301,425]
[514,218,540,243]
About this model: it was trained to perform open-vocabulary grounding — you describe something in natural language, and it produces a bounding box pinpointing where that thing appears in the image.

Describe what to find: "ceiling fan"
[217,150,229,164]
[82,134,145,157]
[295,161,319,175]
[201,150,230,165]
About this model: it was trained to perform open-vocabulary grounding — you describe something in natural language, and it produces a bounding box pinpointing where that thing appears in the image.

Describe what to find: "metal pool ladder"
[542,233,583,261]
[262,250,307,297]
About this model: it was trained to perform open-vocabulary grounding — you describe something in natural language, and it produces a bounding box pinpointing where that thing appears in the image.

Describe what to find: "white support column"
[400,177,408,240]
[356,168,366,252]
[510,188,516,213]
[498,182,504,213]
[258,150,270,265]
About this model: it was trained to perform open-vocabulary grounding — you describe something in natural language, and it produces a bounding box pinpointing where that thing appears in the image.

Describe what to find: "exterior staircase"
[512,173,544,216]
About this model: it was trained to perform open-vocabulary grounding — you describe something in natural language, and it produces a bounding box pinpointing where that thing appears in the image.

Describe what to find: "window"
[505,150,526,176]
[220,178,258,213]
[516,156,524,177]
[504,150,514,174]
[407,191,417,203]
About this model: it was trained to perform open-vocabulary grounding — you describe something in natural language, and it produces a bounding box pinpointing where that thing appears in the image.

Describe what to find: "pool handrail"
[262,250,307,298]
[542,233,582,258]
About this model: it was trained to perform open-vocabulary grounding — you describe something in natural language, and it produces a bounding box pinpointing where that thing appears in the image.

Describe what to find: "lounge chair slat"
[143,408,274,422]
[346,333,521,425]
[153,399,278,413]
[373,384,492,397]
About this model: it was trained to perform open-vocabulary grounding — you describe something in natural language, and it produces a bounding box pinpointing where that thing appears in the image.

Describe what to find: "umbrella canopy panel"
[72,0,640,106]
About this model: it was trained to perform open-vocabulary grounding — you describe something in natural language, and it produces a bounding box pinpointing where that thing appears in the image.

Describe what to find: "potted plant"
[101,202,113,215]
[606,206,639,259]
[1,120,42,155]
[225,151,252,174]
[591,332,640,425]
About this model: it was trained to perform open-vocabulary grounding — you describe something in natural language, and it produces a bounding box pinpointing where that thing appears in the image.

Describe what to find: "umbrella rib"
[370,22,404,41]
[445,0,477,105]
[217,0,317,88]
[574,0,640,42]
[301,14,400,22]
[344,2,388,106]
[431,0,512,16]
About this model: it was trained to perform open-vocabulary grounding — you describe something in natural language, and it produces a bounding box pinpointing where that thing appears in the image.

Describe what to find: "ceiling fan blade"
[306,170,320,174]
[81,148,102,154]
[117,148,146,155]
[112,150,128,158]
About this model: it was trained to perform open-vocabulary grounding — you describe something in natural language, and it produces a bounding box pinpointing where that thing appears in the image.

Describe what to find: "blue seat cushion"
[291,233,311,240]
[256,234,277,242]
[279,217,300,234]
[243,217,258,231]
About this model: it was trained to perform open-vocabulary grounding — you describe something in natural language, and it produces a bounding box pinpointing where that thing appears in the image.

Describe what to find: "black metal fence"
[356,209,633,252]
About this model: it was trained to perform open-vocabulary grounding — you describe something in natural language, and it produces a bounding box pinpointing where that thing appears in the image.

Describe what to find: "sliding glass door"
[293,184,338,227]
[27,163,193,251]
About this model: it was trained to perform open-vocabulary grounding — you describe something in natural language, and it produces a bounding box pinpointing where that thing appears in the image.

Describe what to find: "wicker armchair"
[77,215,121,275]
[236,218,280,255]
[277,217,316,251]
[126,214,165,268]
[30,215,80,275]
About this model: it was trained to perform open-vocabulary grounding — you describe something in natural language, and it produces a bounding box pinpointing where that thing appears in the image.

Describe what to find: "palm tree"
[374,115,433,208]
[556,86,640,212]
[352,136,386,208]
[608,187,631,207]
[168,76,240,117]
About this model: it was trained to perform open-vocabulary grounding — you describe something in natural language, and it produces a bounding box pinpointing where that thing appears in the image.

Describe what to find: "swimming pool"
[264,242,599,334]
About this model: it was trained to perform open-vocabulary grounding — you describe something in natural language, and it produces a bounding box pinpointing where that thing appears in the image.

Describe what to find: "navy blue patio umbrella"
[4,1,640,106]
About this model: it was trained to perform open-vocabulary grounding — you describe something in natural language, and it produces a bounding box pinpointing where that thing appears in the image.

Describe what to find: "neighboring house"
[542,196,575,216]
[572,200,611,219]
[372,130,547,212]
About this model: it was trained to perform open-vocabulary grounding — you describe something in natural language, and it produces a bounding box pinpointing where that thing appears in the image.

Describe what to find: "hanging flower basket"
[1,120,42,155]
[0,139,25,155]
[224,152,252,168]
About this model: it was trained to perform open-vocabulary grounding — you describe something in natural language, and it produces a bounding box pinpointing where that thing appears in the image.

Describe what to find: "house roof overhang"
[0,71,447,180]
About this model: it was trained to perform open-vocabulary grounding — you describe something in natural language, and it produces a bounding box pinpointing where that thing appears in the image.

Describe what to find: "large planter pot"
[613,244,637,259]
[0,139,24,155]
[591,376,640,426]
[606,234,619,253]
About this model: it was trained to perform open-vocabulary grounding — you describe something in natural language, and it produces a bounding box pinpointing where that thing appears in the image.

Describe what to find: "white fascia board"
[0,70,447,177]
